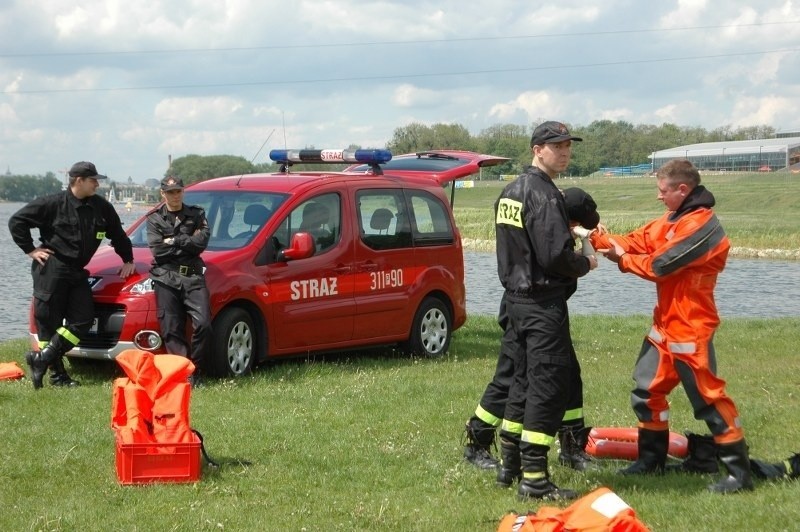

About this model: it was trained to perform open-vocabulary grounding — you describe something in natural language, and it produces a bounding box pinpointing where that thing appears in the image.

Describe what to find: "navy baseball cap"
[160,176,185,191]
[68,161,107,179]
[530,121,583,147]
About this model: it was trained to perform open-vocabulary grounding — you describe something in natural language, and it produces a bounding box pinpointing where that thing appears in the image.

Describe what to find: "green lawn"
[1,314,799,531]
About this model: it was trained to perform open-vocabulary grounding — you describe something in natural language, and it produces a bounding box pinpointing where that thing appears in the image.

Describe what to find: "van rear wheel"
[210,308,255,377]
[402,296,451,358]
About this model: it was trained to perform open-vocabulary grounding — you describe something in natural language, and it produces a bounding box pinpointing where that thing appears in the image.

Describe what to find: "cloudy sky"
[1,0,798,182]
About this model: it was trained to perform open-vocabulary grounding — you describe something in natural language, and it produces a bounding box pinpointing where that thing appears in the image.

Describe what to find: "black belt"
[159,263,203,276]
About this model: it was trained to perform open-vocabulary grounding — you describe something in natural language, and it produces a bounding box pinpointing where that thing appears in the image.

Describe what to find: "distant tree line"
[0,172,62,202]
[385,120,777,177]
[2,121,778,196]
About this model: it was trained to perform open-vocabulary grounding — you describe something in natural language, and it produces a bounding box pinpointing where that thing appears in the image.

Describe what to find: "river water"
[1,202,798,342]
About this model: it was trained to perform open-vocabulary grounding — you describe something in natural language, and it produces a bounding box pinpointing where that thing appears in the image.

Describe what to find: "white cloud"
[154,97,245,127]
[730,94,796,127]
[392,84,444,108]
[489,91,554,122]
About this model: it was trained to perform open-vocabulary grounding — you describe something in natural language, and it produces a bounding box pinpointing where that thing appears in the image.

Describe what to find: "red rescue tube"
[586,427,689,459]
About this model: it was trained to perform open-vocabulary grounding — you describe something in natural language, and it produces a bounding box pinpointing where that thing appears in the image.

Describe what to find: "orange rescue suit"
[590,201,744,444]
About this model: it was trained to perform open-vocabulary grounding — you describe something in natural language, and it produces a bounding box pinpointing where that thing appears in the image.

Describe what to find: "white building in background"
[651,137,800,173]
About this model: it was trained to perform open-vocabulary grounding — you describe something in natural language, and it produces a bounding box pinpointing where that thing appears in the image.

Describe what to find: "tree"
[167,155,256,184]
[475,123,531,176]
[0,173,62,202]
[388,122,474,154]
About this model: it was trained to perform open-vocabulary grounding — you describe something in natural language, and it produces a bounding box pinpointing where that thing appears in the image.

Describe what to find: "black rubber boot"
[666,432,719,474]
[558,425,600,472]
[751,452,800,480]
[708,439,754,493]
[496,432,522,488]
[517,443,579,501]
[49,356,80,387]
[463,418,499,470]
[618,428,669,475]
[750,458,785,480]
[25,345,60,390]
[786,453,800,479]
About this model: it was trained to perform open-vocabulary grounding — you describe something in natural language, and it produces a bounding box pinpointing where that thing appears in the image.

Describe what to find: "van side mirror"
[278,232,315,261]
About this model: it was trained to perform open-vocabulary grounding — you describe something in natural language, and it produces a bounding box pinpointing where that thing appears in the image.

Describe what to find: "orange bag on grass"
[497,487,650,532]
[0,361,25,380]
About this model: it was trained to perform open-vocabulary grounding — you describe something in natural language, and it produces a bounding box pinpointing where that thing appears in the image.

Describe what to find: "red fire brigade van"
[41,149,507,377]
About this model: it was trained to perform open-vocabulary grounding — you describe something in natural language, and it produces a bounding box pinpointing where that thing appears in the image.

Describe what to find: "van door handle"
[360,262,379,272]
[333,266,351,274]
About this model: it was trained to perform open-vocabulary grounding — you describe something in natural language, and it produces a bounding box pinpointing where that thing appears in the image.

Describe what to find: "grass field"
[1,314,799,531]
[451,172,800,257]
[1,171,798,530]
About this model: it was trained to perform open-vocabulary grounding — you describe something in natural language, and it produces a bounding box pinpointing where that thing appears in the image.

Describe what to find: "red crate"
[114,431,201,485]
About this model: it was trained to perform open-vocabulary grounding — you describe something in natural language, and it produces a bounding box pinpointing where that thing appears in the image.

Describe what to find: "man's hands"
[119,262,136,279]
[27,247,53,266]
[598,238,626,263]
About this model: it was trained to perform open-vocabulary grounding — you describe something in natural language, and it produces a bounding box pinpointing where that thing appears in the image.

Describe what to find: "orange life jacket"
[497,487,650,532]
[111,349,195,447]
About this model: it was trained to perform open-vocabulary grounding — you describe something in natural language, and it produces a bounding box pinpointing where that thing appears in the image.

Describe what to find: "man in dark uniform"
[146,176,212,385]
[9,161,136,389]
[463,188,601,481]
[496,121,597,500]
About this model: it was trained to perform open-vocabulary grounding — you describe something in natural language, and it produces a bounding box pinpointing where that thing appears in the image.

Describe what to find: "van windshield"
[128,190,288,251]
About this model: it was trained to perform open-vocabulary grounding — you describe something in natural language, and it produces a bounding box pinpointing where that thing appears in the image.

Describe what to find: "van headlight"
[128,278,154,294]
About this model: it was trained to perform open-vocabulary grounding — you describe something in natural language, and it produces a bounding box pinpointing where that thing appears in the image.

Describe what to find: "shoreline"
[461,238,800,260]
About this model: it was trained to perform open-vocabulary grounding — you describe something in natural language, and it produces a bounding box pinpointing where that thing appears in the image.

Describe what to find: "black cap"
[530,121,583,147]
[68,161,107,179]
[563,187,600,229]
[160,176,185,191]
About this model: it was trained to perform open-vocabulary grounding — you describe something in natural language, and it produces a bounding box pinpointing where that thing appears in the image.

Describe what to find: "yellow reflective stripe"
[669,342,696,354]
[57,326,80,346]
[522,470,547,480]
[38,340,48,349]
[562,408,582,422]
[521,430,555,446]
[496,198,523,228]
[96,231,106,240]
[501,420,523,435]
[475,405,502,427]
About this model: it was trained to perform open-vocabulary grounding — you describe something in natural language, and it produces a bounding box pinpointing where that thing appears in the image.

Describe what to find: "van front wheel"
[210,307,255,377]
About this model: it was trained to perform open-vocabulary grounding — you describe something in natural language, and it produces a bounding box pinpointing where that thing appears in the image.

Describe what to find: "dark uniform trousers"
[32,255,95,350]
[154,275,212,372]
[476,295,526,425]
[507,294,583,439]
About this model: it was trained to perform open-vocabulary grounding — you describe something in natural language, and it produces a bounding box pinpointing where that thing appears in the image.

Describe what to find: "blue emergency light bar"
[269,148,392,165]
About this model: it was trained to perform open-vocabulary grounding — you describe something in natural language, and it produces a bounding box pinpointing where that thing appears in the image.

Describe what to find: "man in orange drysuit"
[588,158,753,493]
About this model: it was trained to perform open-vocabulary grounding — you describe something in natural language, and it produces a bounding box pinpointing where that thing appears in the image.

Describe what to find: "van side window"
[357,190,412,250]
[408,191,454,246]
[273,193,341,255]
